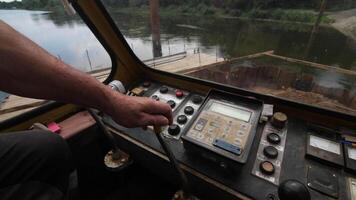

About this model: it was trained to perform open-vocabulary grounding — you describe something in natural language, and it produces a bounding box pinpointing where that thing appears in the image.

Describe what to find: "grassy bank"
[109,5,334,24]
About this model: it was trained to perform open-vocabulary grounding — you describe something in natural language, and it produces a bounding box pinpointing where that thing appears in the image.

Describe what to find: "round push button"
[160,86,168,93]
[151,95,159,101]
[260,161,275,175]
[168,124,180,136]
[271,112,287,129]
[263,146,278,159]
[267,133,281,144]
[177,115,188,124]
[184,106,194,115]
[192,95,203,104]
[176,90,184,98]
[167,100,176,109]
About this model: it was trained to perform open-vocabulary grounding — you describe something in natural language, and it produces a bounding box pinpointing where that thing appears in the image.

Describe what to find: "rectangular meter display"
[182,89,263,164]
[210,102,251,122]
[309,135,340,155]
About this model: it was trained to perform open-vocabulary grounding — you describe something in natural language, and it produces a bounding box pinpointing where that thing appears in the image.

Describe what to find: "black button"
[260,161,275,175]
[143,81,151,87]
[267,133,281,144]
[168,124,180,136]
[177,115,188,124]
[263,146,278,159]
[192,95,203,104]
[167,100,176,108]
[184,106,194,115]
[151,95,159,101]
[159,86,168,93]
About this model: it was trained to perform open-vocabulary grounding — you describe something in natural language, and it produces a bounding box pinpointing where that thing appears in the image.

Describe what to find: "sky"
[0,0,21,2]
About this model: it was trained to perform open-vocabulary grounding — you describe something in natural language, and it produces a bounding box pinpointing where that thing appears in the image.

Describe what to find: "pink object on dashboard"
[47,122,61,133]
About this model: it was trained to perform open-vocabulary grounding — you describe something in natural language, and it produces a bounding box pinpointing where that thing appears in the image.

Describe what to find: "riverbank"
[108,6,333,24]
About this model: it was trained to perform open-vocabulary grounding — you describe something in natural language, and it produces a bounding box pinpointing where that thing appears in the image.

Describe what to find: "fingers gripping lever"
[87,80,132,171]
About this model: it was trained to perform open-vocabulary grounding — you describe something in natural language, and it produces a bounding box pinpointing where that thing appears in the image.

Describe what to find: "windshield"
[102,0,356,116]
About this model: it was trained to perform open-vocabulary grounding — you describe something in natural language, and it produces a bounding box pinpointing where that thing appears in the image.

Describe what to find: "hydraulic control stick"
[154,126,198,200]
[88,80,132,171]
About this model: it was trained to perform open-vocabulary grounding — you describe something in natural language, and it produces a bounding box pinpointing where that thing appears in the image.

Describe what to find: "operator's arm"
[0,20,172,127]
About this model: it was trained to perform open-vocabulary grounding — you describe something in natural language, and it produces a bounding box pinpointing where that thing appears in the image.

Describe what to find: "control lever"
[87,80,132,171]
[278,179,310,200]
[154,126,198,200]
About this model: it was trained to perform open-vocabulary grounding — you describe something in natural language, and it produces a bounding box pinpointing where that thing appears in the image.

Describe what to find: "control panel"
[252,112,288,185]
[128,81,204,139]
[112,80,356,200]
[182,89,263,164]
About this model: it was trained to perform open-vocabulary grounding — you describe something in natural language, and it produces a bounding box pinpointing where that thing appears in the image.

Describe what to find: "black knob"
[151,95,159,101]
[184,106,194,115]
[192,95,203,104]
[267,133,281,144]
[168,124,180,136]
[271,112,287,129]
[278,180,310,200]
[177,115,188,124]
[260,161,275,175]
[167,100,176,109]
[160,86,168,93]
[263,146,278,159]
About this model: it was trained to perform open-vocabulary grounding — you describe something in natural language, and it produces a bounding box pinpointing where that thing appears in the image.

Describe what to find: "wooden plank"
[0,107,37,122]
[180,50,274,74]
[0,100,47,115]
[0,67,110,118]
[154,53,223,73]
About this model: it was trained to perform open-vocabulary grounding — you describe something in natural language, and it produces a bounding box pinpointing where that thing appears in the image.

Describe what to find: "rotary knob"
[271,112,287,129]
[263,146,278,159]
[184,106,194,115]
[167,100,176,109]
[267,133,281,144]
[260,161,275,175]
[159,86,168,93]
[177,115,188,124]
[168,124,180,136]
[192,95,203,104]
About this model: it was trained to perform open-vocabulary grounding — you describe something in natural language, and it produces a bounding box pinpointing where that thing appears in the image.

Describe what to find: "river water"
[1,9,355,71]
[0,9,356,113]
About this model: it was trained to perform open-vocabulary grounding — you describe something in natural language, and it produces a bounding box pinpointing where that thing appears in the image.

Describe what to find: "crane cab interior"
[1,0,356,200]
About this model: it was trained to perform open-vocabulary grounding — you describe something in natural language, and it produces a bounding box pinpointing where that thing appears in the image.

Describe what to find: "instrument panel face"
[186,100,252,155]
[182,90,263,164]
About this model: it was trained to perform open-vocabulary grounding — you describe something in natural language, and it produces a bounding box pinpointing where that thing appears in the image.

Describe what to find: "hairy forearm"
[0,20,118,113]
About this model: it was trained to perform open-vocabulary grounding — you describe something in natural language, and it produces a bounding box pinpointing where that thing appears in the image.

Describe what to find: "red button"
[176,90,183,98]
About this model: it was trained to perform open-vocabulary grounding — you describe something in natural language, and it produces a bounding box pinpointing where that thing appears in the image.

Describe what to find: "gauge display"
[210,102,251,122]
[309,135,340,155]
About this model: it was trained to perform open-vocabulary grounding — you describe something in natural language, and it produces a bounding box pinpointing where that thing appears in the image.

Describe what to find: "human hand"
[107,93,172,128]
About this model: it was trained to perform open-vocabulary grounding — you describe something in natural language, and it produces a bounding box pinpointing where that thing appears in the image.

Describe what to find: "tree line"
[0,0,62,10]
[0,0,354,11]
[103,0,355,10]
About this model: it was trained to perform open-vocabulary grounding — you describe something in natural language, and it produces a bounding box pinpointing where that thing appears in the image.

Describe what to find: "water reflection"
[0,10,111,72]
[110,12,356,70]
